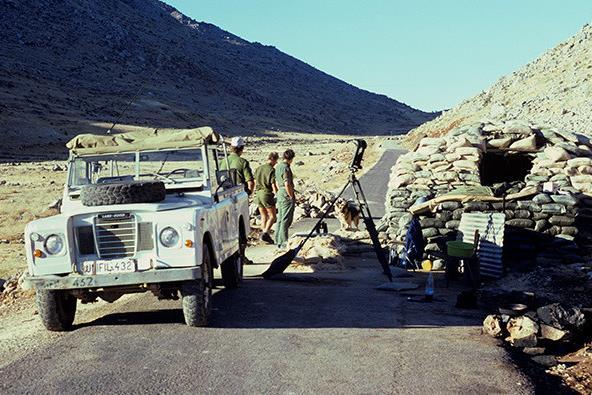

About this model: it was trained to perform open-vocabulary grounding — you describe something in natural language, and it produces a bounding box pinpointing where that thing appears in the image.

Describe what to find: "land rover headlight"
[159,227,180,248]
[44,234,64,255]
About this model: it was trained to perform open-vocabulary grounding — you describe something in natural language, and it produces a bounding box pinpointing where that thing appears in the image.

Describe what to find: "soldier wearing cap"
[222,136,254,194]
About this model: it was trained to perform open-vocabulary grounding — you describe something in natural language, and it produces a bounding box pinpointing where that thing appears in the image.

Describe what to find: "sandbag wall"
[381,119,592,264]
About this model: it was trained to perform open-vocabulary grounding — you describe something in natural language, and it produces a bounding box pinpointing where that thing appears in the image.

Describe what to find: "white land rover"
[23,127,249,330]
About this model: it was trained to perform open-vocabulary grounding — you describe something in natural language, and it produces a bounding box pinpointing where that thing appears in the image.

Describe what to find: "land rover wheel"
[36,290,77,331]
[181,245,212,326]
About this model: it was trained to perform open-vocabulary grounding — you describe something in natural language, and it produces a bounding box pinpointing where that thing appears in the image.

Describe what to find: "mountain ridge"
[0,0,436,153]
[405,23,592,147]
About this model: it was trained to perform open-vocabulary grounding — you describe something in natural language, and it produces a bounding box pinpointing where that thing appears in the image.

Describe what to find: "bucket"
[446,240,474,258]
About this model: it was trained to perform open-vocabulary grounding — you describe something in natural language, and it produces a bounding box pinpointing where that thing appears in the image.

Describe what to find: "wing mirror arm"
[214,175,231,203]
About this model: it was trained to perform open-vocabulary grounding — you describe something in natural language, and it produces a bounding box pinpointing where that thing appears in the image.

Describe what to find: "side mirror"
[214,170,235,202]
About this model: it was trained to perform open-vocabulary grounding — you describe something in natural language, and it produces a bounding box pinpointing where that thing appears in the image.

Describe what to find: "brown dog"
[334,198,361,230]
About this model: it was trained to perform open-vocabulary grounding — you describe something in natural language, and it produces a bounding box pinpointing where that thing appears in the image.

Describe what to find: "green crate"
[446,240,474,258]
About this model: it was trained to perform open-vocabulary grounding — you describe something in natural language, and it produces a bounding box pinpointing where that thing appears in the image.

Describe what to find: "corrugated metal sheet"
[458,213,506,278]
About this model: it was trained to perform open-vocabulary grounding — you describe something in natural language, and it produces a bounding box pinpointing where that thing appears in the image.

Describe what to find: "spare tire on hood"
[80,180,166,206]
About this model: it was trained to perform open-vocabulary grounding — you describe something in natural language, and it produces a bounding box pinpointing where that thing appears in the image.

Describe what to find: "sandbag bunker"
[381,119,592,275]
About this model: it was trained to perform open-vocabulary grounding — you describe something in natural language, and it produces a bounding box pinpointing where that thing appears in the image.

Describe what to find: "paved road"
[0,149,532,394]
[343,148,406,219]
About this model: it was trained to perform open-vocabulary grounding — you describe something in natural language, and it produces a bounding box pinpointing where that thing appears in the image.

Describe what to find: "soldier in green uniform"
[274,149,296,248]
[254,152,279,244]
[221,137,254,194]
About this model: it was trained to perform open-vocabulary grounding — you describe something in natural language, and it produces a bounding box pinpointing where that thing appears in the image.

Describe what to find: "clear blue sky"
[167,0,590,112]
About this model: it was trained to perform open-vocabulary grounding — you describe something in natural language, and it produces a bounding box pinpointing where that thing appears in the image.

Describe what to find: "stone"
[455,146,481,156]
[541,204,566,214]
[445,220,460,229]
[531,355,558,367]
[540,324,567,341]
[416,146,440,156]
[435,211,452,222]
[544,226,562,236]
[532,194,552,204]
[483,315,504,337]
[463,202,491,212]
[557,142,581,155]
[422,227,439,238]
[453,160,478,170]
[516,201,541,211]
[534,219,549,232]
[448,137,473,150]
[570,174,592,185]
[539,128,560,143]
[556,234,575,241]
[507,316,539,347]
[509,135,538,152]
[432,164,452,173]
[438,228,454,236]
[460,155,480,163]
[548,216,575,226]
[393,174,414,188]
[420,218,444,228]
[445,153,461,162]
[503,122,532,135]
[536,304,586,331]
[532,212,549,220]
[452,209,464,220]
[389,189,411,198]
[420,137,446,147]
[555,129,579,143]
[560,226,578,236]
[440,202,461,211]
[434,171,458,182]
[525,175,549,183]
[415,170,432,178]
[567,157,592,167]
[397,162,419,172]
[506,219,535,228]
[522,347,546,356]
[459,173,481,182]
[513,210,531,219]
[578,165,592,175]
[544,146,571,162]
[427,156,447,166]
[487,137,514,149]
[549,194,578,206]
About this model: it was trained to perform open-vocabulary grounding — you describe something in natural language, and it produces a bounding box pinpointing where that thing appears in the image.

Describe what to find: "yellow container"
[421,259,433,272]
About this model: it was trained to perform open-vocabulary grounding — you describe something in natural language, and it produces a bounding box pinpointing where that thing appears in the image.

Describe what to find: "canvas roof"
[66,127,221,155]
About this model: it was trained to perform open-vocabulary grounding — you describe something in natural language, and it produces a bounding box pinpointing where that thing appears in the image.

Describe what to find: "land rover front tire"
[36,290,77,331]
[181,245,212,326]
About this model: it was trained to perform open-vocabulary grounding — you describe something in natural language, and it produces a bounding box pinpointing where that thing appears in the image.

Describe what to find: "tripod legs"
[349,177,392,281]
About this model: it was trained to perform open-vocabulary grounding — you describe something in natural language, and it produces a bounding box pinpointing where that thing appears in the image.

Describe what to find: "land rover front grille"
[95,214,137,258]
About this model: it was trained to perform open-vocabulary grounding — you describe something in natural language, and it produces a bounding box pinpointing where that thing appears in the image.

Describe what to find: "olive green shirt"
[221,153,253,186]
[275,161,293,197]
[254,163,276,193]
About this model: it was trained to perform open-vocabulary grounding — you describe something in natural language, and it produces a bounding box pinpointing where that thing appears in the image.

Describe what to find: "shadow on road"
[80,271,485,330]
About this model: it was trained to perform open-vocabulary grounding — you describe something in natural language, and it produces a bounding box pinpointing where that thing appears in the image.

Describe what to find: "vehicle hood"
[62,198,208,217]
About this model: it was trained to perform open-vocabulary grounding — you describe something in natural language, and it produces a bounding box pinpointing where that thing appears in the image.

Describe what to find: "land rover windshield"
[68,148,205,189]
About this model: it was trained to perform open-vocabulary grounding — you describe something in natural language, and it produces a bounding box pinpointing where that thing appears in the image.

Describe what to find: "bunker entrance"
[480,151,533,186]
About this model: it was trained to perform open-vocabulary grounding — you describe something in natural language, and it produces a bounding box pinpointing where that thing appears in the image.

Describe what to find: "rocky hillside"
[0,0,435,155]
[406,24,592,148]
